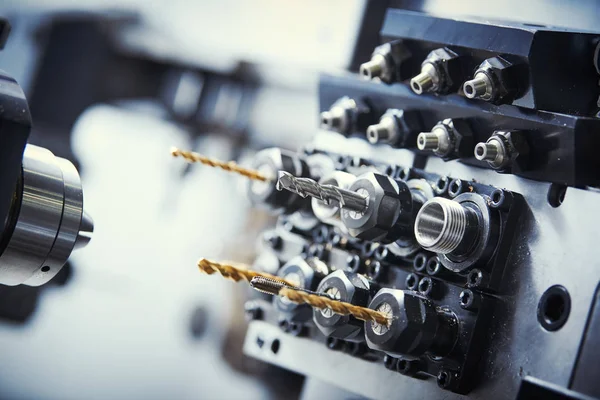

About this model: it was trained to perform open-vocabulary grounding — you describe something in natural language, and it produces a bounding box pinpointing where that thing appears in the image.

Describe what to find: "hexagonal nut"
[365,288,439,358]
[493,130,530,172]
[274,256,327,322]
[341,172,413,243]
[372,40,412,83]
[424,48,462,92]
[440,118,474,160]
[476,56,521,103]
[313,270,371,341]
[382,109,423,146]
[247,148,308,214]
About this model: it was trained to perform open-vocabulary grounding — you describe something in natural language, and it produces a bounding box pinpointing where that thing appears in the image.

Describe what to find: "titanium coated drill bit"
[250,276,390,325]
[276,171,368,213]
[171,147,270,182]
[198,258,294,286]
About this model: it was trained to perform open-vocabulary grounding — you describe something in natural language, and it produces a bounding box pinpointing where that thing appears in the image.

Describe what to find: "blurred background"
[0,1,598,399]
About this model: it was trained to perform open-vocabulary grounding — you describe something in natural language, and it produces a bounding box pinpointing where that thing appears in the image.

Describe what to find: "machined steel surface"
[245,131,600,399]
[277,171,367,213]
[414,197,470,254]
[0,144,93,286]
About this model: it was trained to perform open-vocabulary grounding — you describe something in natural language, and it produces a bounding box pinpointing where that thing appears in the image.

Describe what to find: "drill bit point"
[171,147,270,182]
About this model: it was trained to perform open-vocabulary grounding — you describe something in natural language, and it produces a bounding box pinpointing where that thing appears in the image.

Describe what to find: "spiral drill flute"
[250,276,390,325]
[276,171,367,213]
[171,147,270,182]
[198,258,293,286]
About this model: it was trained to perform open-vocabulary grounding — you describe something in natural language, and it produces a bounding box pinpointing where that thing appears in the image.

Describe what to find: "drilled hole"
[461,291,471,305]
[270,339,280,354]
[412,81,421,92]
[41,266,50,273]
[492,190,502,204]
[475,145,485,157]
[465,84,474,96]
[547,184,567,208]
[538,285,571,331]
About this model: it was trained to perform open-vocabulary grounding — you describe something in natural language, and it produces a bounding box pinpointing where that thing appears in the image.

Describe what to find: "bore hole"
[278,319,289,331]
[438,371,450,387]
[547,183,567,208]
[419,278,431,293]
[270,339,280,354]
[544,295,565,323]
[475,145,485,157]
[418,136,425,146]
[347,255,360,272]
[321,117,329,126]
[41,266,50,273]
[460,291,471,305]
[538,285,571,331]
[414,254,427,271]
[465,84,474,96]
[367,128,377,141]
[397,359,409,373]
[450,181,459,194]
[491,190,503,204]
[426,258,440,275]
[406,274,417,289]
[384,355,395,369]
[468,270,482,286]
[437,177,447,190]
[412,81,421,92]
[360,66,370,77]
[385,165,395,176]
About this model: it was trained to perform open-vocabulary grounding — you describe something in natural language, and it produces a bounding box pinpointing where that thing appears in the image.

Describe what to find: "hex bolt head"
[360,40,411,84]
[274,256,328,322]
[417,118,473,160]
[463,56,522,104]
[474,130,529,172]
[410,48,463,95]
[364,288,457,359]
[313,270,372,342]
[341,172,413,244]
[248,148,308,214]
[366,109,422,147]
[320,96,372,136]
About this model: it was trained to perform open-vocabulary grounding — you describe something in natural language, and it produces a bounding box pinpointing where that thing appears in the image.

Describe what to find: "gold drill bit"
[171,147,270,182]
[250,276,390,325]
[198,258,293,286]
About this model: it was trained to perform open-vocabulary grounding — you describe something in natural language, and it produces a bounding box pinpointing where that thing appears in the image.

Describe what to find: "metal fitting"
[474,130,529,171]
[416,118,473,160]
[463,56,521,104]
[359,40,411,84]
[410,48,462,95]
[463,72,493,101]
[320,96,372,136]
[274,256,328,322]
[313,270,372,342]
[366,109,421,146]
[0,145,93,286]
[248,148,309,215]
[413,197,478,255]
[364,288,457,359]
[410,63,440,94]
[341,172,413,244]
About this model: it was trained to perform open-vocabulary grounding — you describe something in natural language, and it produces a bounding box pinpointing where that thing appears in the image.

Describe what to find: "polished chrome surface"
[277,171,367,213]
[414,197,467,254]
[0,144,93,286]
[311,171,356,229]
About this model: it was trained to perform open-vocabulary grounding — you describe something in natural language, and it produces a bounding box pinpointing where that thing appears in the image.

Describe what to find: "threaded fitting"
[414,197,468,254]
